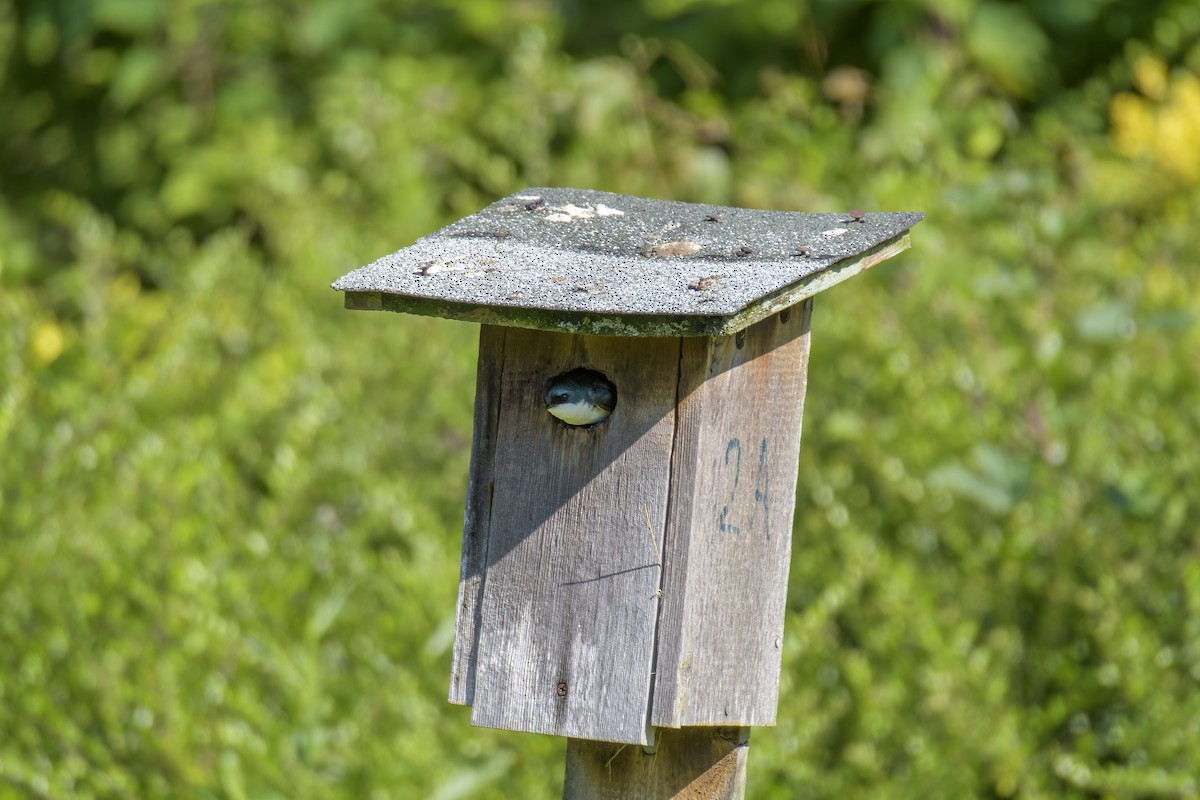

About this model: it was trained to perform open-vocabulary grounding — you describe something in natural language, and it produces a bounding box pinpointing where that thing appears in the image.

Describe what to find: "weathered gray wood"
[651,300,813,728]
[452,308,814,738]
[449,324,506,705]
[468,329,680,744]
[332,186,923,337]
[564,728,750,799]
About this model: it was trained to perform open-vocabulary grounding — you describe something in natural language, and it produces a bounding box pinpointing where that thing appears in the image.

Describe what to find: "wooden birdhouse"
[332,188,923,798]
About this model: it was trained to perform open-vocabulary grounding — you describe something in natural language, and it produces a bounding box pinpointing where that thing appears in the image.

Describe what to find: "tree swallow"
[544,369,617,426]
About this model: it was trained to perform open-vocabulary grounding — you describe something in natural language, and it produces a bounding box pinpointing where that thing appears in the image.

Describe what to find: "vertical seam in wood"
[476,326,506,666]
[465,325,506,706]
[643,335,686,738]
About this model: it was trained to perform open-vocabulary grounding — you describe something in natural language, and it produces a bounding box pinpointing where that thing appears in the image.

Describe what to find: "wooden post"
[332,187,923,799]
[565,728,750,799]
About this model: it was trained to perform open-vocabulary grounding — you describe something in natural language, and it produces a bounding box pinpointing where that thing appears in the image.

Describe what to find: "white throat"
[547,400,609,426]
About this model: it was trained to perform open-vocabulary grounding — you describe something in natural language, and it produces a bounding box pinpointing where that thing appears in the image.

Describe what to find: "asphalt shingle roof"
[332,187,923,336]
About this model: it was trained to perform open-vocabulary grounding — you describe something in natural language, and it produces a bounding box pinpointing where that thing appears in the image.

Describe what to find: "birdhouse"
[333,188,922,794]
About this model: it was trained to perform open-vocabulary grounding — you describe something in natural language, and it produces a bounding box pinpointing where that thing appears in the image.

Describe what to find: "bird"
[544,369,617,426]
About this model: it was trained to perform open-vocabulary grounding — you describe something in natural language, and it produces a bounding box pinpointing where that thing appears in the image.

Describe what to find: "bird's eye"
[551,393,569,405]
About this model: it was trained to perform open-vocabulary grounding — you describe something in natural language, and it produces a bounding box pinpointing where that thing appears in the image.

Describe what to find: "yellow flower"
[1132,56,1168,101]
[32,320,64,365]
[1110,66,1200,184]
[1109,92,1153,159]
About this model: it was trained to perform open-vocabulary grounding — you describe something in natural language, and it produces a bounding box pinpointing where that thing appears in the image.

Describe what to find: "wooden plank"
[469,329,681,744]
[449,325,506,705]
[563,728,750,799]
[651,300,813,728]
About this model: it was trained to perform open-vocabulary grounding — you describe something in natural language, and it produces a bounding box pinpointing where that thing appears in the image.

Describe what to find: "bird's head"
[544,368,617,426]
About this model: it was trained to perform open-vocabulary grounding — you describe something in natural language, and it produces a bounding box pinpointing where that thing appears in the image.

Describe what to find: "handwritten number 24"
[718,437,770,539]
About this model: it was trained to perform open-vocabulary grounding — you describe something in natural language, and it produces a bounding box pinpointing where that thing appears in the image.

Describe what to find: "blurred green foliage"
[2,0,1199,797]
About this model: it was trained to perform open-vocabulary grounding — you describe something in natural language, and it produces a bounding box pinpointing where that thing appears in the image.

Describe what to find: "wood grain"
[564,728,750,799]
[449,325,506,705]
[468,329,681,744]
[451,303,814,741]
[651,300,813,728]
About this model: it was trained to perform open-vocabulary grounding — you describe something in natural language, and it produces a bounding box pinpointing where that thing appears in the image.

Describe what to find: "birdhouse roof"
[331,187,923,336]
